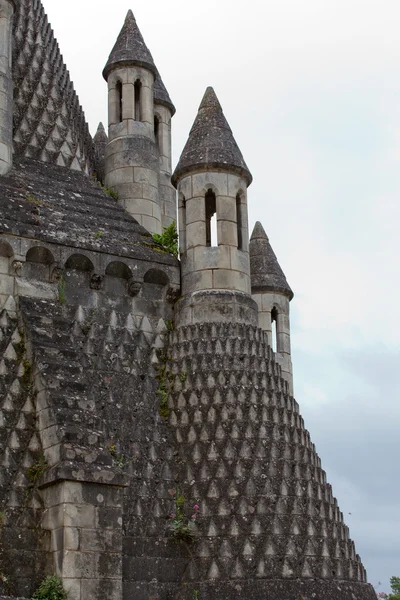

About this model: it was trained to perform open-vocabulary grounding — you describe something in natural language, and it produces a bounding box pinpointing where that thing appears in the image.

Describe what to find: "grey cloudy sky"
[41,0,400,592]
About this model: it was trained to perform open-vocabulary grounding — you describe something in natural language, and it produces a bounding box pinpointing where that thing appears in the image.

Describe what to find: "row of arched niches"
[0,238,180,306]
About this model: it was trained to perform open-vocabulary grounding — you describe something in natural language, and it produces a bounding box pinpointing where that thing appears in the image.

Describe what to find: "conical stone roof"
[172,86,252,187]
[103,10,157,79]
[154,71,176,115]
[250,221,294,299]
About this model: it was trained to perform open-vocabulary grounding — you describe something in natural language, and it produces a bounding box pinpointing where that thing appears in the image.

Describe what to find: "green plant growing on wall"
[168,489,199,544]
[103,186,118,200]
[25,194,43,206]
[32,575,67,600]
[94,230,104,239]
[26,454,48,485]
[193,591,199,600]
[152,221,179,258]
[58,275,66,304]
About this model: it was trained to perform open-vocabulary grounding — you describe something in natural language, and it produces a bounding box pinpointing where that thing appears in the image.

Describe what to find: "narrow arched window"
[154,115,160,149]
[134,80,142,121]
[236,193,243,250]
[205,189,217,247]
[179,195,186,254]
[271,307,278,352]
[116,81,123,123]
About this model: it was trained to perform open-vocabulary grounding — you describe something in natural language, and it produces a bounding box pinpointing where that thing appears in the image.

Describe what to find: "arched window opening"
[271,307,278,353]
[0,240,13,258]
[134,80,142,121]
[116,81,123,123]
[144,269,169,286]
[236,193,243,250]
[105,261,132,280]
[154,115,160,149]
[205,189,217,247]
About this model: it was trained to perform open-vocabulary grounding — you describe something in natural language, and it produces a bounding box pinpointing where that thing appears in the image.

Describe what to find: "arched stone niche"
[142,268,170,301]
[0,240,13,275]
[64,253,95,301]
[104,261,133,297]
[23,245,55,280]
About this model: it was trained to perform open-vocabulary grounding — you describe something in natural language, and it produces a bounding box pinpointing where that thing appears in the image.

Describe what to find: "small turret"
[93,122,108,185]
[0,0,15,175]
[173,87,257,327]
[250,221,294,392]
[103,10,175,234]
[154,73,176,229]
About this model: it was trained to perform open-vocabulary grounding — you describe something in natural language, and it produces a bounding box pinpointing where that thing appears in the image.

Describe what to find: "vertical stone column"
[41,478,126,600]
[0,0,14,175]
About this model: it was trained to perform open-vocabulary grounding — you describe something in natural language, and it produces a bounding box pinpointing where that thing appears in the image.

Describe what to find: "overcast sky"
[41,0,399,592]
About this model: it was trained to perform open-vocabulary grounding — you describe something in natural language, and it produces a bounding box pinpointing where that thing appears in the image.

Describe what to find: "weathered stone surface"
[250,221,293,299]
[103,10,157,80]
[172,87,252,187]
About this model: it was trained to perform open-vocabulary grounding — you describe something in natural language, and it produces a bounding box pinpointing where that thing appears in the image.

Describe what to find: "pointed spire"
[154,72,176,115]
[249,222,293,299]
[103,10,156,80]
[172,87,252,187]
[93,123,108,185]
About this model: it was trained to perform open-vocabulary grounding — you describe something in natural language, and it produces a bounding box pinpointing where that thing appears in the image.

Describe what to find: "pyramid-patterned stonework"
[12,0,95,173]
[155,323,376,600]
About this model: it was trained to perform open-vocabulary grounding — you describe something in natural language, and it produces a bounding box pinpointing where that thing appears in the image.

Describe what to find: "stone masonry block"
[123,197,153,217]
[116,183,143,200]
[186,196,205,225]
[228,174,248,197]
[258,311,272,333]
[193,245,230,271]
[229,246,250,274]
[142,214,161,234]
[186,221,206,248]
[122,83,134,120]
[192,171,228,197]
[106,167,134,187]
[182,269,213,294]
[80,579,122,600]
[217,219,238,247]
[142,183,158,202]
[216,195,237,222]
[212,268,249,293]
[134,167,158,187]
[62,578,81,600]
[63,504,97,528]
[177,175,192,199]
[0,272,12,294]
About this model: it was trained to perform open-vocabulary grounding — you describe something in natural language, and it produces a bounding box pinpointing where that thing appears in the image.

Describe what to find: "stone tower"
[0,3,377,600]
[250,221,294,393]
[103,10,176,234]
[0,0,15,175]
[172,87,258,327]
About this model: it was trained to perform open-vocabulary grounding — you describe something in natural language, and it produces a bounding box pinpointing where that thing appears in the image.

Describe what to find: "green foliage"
[27,454,48,485]
[32,575,67,600]
[58,276,66,305]
[103,186,118,200]
[22,359,33,387]
[14,329,26,363]
[168,489,199,544]
[193,591,199,600]
[165,319,174,332]
[389,576,400,600]
[26,194,43,206]
[179,371,187,383]
[108,444,133,469]
[152,222,179,258]
[94,230,104,239]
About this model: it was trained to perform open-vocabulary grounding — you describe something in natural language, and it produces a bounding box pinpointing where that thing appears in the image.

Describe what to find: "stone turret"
[103,10,175,234]
[0,0,15,175]
[172,87,257,326]
[250,221,294,393]
[154,73,176,228]
[93,122,108,184]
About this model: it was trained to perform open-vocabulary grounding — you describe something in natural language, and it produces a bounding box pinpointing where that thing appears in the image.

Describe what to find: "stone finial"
[249,221,293,299]
[171,86,252,187]
[154,72,175,116]
[103,9,157,80]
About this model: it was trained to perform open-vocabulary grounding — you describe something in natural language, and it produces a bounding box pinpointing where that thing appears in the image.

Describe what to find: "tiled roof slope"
[12,0,95,174]
[0,158,176,264]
